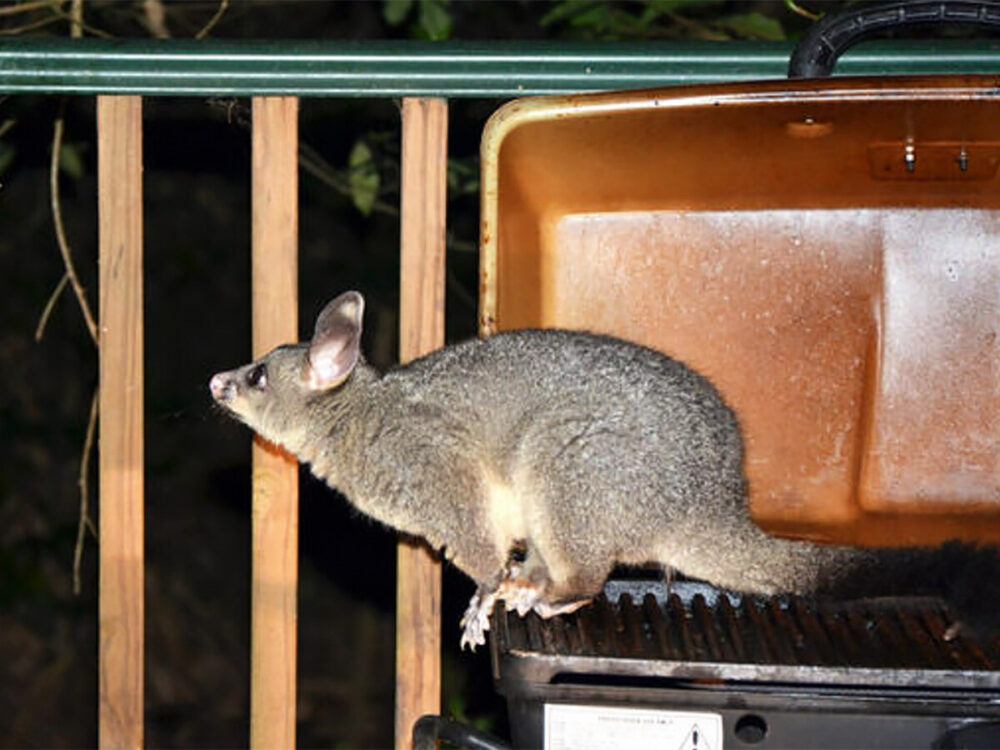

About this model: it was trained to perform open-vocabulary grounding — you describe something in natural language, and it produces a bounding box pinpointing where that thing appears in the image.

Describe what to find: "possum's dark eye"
[247,363,267,390]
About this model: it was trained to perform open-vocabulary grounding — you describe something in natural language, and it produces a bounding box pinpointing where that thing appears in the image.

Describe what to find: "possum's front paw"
[459,588,498,651]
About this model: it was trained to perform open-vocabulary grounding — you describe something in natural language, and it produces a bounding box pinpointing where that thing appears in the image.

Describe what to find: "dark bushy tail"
[816,541,1000,637]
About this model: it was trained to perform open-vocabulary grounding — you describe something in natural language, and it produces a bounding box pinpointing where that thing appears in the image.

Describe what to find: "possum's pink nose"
[210,373,234,402]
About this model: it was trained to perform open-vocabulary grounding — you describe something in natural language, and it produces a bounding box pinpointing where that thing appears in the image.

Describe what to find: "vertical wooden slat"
[250,96,299,750]
[396,97,447,750]
[98,95,144,750]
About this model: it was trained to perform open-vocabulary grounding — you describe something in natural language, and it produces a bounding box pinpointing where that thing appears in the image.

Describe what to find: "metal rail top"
[1,38,999,97]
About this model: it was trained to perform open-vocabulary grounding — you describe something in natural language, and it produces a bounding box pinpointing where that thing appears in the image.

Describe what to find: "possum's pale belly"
[485,473,525,553]
[483,472,578,588]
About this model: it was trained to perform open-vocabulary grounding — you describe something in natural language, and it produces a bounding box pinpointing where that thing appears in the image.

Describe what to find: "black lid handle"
[789,1,1000,78]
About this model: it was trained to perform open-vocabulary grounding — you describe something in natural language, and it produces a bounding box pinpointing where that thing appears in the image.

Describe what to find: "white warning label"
[544,703,723,750]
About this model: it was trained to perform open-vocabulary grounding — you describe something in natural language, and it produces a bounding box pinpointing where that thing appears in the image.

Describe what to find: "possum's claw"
[497,576,592,619]
[532,598,591,618]
[499,576,543,616]
[460,548,596,650]
[459,580,594,651]
[460,587,497,651]
[943,621,963,641]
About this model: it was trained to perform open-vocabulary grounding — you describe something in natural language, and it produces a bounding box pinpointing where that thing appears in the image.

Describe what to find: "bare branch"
[142,0,170,38]
[72,387,99,595]
[195,0,229,40]
[207,97,250,128]
[785,0,823,22]
[47,110,99,344]
[46,7,113,38]
[0,13,63,34]
[0,0,60,18]
[34,272,69,341]
[299,141,401,218]
[68,0,81,37]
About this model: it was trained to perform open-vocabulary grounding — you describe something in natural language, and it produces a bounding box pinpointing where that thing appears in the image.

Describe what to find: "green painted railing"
[0,39,999,97]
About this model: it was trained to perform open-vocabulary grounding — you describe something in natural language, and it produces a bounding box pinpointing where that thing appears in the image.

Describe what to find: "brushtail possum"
[210,291,1000,649]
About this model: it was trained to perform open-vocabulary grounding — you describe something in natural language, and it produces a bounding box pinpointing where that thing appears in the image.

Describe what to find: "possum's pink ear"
[306,291,364,391]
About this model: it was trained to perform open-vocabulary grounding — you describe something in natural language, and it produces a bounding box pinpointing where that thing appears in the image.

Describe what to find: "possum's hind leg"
[514,421,662,616]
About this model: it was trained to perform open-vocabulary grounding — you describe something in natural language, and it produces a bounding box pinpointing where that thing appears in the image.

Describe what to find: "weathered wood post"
[98,95,145,750]
[395,97,448,749]
[250,96,300,750]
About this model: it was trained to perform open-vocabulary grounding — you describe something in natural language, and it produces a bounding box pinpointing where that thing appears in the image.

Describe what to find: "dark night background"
[0,2,838,747]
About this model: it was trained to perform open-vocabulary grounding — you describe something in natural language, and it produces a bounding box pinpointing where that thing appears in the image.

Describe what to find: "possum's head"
[209,291,365,452]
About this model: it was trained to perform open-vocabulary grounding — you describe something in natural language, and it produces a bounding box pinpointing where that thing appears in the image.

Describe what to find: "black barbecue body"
[487,581,1000,750]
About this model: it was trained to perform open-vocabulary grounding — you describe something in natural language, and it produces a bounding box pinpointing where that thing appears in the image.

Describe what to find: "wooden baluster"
[250,96,300,750]
[98,95,145,750]
[395,97,448,750]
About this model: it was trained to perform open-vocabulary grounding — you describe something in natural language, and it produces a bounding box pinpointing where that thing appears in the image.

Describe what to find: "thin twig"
[298,141,401,218]
[68,0,81,37]
[0,118,15,140]
[73,388,99,595]
[0,0,60,17]
[46,7,113,38]
[52,0,110,41]
[0,14,63,34]
[207,97,250,127]
[785,0,823,22]
[64,0,98,598]
[34,272,69,341]
[142,0,170,38]
[47,111,99,344]
[195,0,229,40]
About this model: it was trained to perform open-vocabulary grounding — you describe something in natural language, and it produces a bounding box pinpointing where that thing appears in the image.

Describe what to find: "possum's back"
[388,330,745,493]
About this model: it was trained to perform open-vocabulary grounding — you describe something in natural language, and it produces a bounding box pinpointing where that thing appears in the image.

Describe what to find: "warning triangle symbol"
[678,723,715,750]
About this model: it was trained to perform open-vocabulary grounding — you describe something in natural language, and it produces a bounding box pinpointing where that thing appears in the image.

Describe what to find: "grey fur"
[209,291,996,648]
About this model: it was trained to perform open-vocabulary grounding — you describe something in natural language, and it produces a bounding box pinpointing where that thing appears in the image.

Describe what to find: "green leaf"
[636,5,660,29]
[348,140,379,217]
[568,3,614,32]
[418,0,452,41]
[714,12,785,40]
[540,0,601,28]
[382,0,412,26]
[59,142,85,180]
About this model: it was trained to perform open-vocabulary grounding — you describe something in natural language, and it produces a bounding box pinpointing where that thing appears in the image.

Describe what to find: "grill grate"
[490,581,1000,687]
